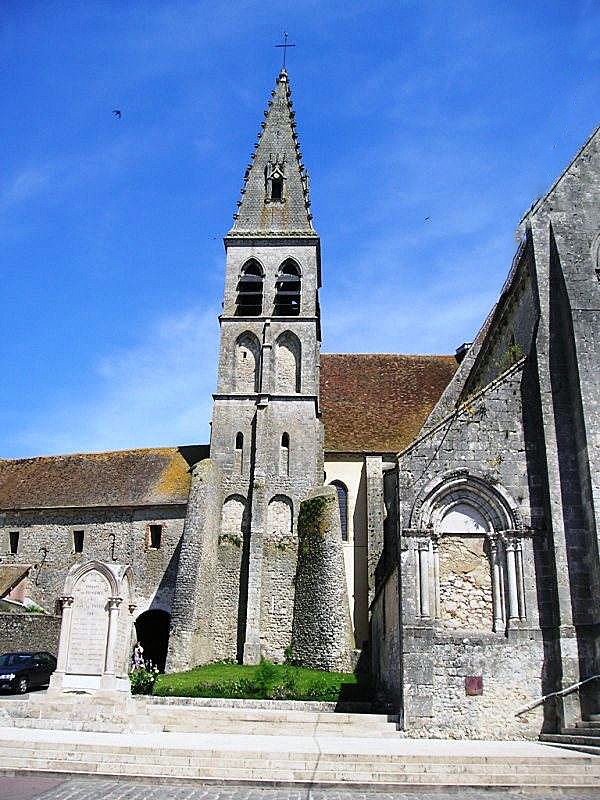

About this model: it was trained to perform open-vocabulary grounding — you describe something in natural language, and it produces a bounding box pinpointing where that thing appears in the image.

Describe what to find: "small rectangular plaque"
[465,675,483,696]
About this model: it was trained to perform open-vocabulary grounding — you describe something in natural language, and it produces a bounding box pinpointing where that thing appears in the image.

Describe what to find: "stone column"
[431,537,440,618]
[516,541,527,620]
[490,539,504,632]
[103,597,122,676]
[54,595,74,674]
[417,540,430,618]
[505,538,520,623]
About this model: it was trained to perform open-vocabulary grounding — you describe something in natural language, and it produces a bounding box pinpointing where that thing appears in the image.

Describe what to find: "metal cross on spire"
[275,32,296,68]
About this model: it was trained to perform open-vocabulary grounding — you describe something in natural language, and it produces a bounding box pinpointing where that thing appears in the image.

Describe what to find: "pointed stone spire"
[228,69,316,237]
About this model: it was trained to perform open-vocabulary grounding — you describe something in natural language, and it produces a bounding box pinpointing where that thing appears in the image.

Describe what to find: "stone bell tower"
[167,69,324,669]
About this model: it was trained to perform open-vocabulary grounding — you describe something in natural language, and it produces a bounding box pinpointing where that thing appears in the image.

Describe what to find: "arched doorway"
[134,609,171,672]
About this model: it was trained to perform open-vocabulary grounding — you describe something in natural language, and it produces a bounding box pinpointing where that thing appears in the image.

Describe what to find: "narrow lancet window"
[148,525,162,549]
[9,531,19,555]
[331,481,349,542]
[73,530,84,554]
[280,432,290,476]
[236,260,263,317]
[274,260,301,316]
[235,432,244,474]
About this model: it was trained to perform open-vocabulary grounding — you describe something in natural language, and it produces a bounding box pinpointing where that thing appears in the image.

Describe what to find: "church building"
[1,69,599,740]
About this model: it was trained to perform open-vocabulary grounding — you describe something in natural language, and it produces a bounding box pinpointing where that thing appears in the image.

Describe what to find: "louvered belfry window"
[236,260,263,317]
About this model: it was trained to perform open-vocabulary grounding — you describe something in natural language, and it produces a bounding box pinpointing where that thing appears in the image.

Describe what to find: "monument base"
[48,670,131,697]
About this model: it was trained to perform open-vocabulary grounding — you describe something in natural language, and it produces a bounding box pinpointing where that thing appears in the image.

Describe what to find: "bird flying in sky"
[113,109,122,119]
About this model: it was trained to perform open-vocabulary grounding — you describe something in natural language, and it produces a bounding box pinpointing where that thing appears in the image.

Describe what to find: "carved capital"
[499,531,519,550]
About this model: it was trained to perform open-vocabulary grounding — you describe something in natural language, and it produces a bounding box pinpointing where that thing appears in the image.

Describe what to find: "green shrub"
[129,666,159,695]
[254,658,278,694]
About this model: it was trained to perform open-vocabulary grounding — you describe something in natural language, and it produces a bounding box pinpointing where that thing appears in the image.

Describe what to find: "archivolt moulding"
[410,469,523,535]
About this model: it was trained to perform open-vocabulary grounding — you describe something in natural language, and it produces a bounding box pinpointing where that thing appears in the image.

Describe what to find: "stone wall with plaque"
[49,561,135,695]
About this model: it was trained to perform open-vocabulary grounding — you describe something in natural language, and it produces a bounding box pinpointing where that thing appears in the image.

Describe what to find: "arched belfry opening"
[135,609,171,672]
[274,260,301,316]
[236,260,263,316]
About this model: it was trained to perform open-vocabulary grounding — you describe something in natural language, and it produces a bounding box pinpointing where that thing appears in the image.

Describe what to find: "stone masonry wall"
[387,357,549,737]
[438,536,494,632]
[260,495,297,661]
[212,494,247,662]
[465,259,537,397]
[0,505,185,619]
[403,627,545,738]
[0,613,61,656]
[370,568,402,712]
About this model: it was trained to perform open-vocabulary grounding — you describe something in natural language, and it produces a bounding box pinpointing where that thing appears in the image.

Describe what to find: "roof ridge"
[520,122,600,224]
[0,445,187,464]
[321,352,455,358]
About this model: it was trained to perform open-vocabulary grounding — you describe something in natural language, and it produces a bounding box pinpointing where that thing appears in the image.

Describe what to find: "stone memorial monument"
[48,561,135,696]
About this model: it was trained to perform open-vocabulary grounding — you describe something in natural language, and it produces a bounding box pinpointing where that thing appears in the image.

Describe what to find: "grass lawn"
[153,661,366,702]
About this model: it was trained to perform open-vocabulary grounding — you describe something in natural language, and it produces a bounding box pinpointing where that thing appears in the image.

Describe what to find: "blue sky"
[2,0,599,458]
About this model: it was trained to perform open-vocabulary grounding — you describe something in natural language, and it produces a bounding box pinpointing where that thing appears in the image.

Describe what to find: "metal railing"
[515,674,600,716]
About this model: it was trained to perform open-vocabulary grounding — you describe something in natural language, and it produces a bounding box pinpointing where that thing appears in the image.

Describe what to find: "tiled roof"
[320,354,458,453]
[0,565,31,598]
[0,355,456,510]
[0,446,208,510]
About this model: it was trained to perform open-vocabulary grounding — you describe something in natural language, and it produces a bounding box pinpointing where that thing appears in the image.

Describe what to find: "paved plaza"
[1,775,600,800]
[3,775,600,800]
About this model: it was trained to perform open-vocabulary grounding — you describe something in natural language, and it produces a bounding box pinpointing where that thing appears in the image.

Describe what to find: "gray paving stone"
[9,774,600,800]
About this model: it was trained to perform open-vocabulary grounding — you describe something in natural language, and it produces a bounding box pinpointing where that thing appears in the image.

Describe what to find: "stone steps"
[540,741,600,757]
[2,696,398,737]
[0,730,598,788]
[7,715,396,737]
[540,719,600,757]
[142,696,373,713]
[0,750,599,786]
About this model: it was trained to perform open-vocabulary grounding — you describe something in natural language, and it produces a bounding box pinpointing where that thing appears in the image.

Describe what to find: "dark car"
[0,651,56,694]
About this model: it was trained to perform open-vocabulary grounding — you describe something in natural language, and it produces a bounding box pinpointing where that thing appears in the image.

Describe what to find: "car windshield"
[0,654,32,667]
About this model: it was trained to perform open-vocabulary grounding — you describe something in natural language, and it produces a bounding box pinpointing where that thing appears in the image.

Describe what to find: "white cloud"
[13,305,219,457]
[1,168,50,210]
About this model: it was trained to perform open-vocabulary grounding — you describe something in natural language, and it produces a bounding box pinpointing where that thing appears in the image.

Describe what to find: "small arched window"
[234,432,244,474]
[274,260,301,317]
[330,480,349,542]
[236,260,263,317]
[280,433,290,476]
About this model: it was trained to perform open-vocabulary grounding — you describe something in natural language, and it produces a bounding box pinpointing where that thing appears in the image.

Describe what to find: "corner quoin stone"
[291,485,354,672]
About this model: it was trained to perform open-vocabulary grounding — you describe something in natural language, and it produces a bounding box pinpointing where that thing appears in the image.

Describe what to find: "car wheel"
[16,677,28,694]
